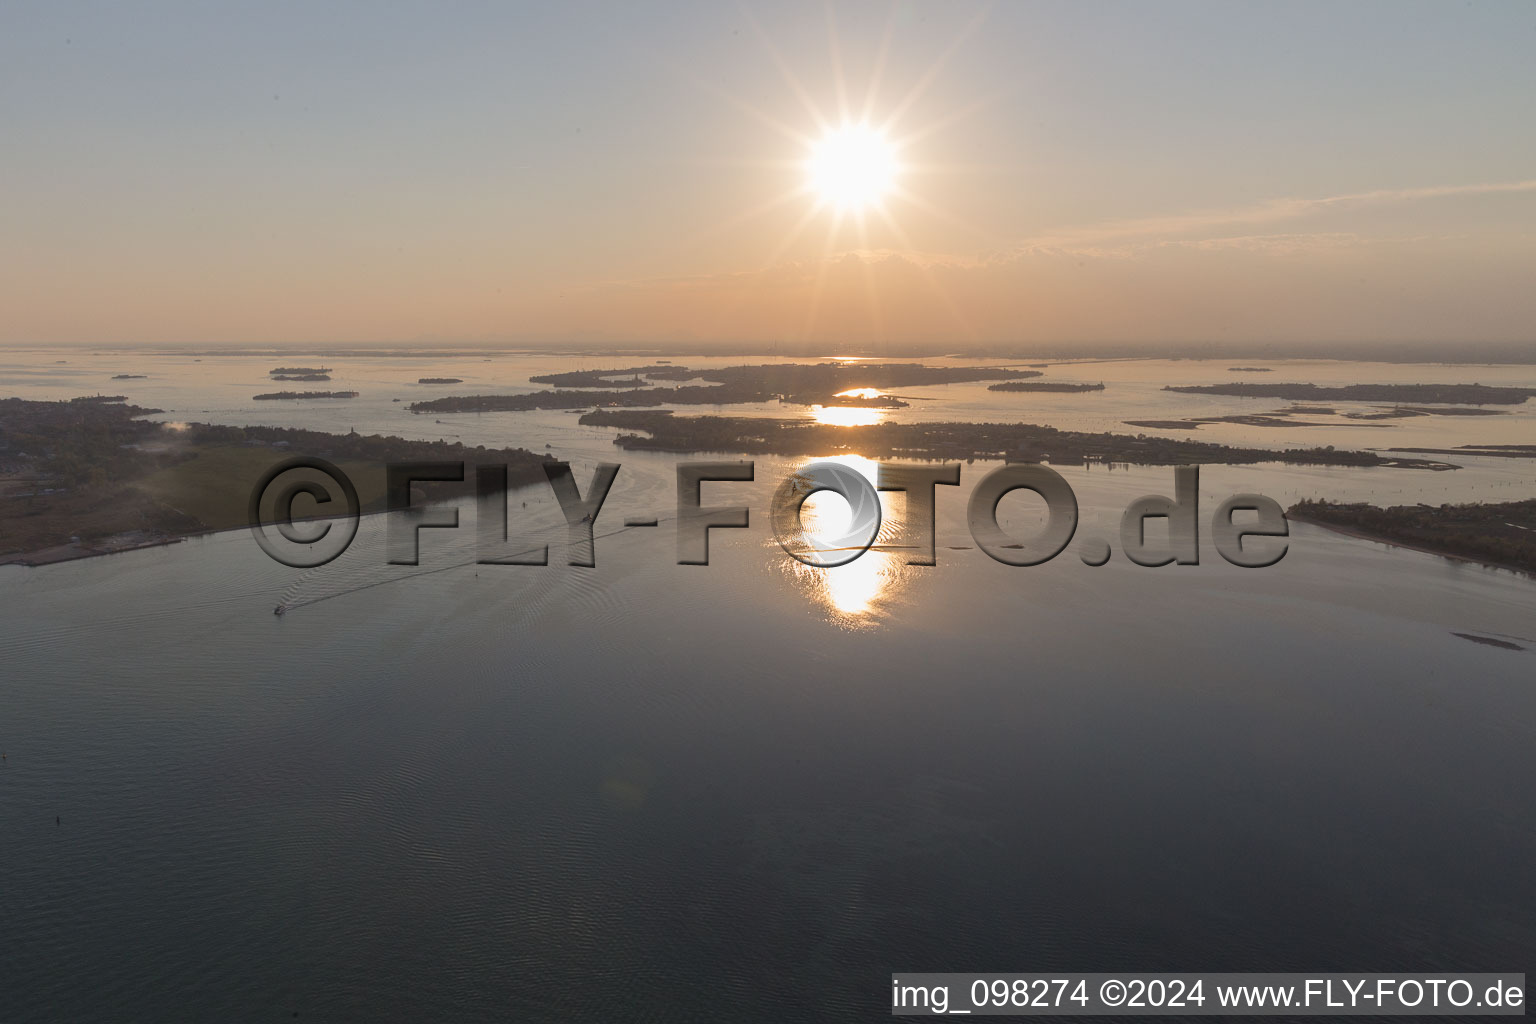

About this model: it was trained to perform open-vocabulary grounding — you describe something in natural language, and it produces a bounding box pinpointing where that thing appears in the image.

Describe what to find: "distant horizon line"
[5,339,1535,365]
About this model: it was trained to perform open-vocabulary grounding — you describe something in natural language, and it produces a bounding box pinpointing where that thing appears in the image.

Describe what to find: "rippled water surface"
[1,352,1533,1021]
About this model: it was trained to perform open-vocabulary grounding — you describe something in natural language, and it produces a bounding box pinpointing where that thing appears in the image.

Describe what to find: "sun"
[805,123,898,212]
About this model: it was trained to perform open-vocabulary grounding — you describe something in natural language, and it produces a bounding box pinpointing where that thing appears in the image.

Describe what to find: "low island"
[1127,403,1507,430]
[1288,498,1536,576]
[0,396,549,565]
[1167,382,1536,405]
[987,382,1105,393]
[410,362,1044,413]
[576,409,1458,469]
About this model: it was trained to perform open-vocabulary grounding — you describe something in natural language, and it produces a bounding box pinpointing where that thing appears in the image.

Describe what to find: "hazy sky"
[3,1,1534,350]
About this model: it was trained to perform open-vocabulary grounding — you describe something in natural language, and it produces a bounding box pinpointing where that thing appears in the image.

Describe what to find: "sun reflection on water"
[781,454,913,626]
[813,542,901,619]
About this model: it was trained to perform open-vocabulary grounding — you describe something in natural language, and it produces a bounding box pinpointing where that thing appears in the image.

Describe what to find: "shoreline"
[1,446,556,568]
[0,511,380,569]
[1286,510,1536,580]
[12,477,1534,577]
[0,398,554,569]
[0,530,200,568]
[577,409,1461,469]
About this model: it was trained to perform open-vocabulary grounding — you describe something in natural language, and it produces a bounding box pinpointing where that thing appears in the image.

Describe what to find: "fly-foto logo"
[248,457,1289,572]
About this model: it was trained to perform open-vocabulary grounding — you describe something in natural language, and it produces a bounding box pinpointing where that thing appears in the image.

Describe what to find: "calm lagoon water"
[1,352,1533,1020]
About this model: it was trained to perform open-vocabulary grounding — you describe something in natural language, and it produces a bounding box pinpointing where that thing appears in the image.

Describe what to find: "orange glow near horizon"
[6,8,1532,349]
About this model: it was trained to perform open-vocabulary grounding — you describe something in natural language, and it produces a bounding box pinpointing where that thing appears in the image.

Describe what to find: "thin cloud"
[1010,179,1536,251]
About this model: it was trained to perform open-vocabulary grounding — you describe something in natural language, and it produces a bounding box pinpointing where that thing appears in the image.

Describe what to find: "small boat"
[273,605,285,617]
